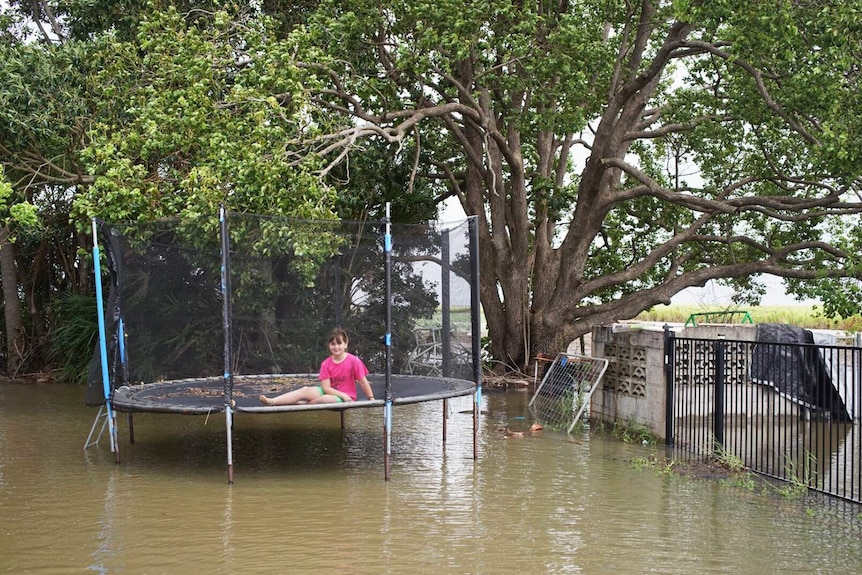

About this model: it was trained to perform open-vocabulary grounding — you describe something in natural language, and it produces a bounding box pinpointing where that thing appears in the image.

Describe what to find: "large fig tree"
[298,0,862,369]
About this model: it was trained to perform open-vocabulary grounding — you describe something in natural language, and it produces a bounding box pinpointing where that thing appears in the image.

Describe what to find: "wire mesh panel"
[529,353,609,433]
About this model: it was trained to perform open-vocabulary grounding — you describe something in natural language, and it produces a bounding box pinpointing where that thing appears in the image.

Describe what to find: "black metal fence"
[665,327,862,503]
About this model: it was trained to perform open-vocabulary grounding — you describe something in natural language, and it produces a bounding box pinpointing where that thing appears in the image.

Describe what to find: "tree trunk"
[0,225,23,376]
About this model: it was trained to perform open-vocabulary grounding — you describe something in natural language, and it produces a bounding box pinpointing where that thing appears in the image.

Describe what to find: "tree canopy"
[296,0,862,367]
[1,0,861,377]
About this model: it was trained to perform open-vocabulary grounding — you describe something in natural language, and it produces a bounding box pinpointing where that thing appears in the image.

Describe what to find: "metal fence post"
[713,336,726,452]
[664,324,675,447]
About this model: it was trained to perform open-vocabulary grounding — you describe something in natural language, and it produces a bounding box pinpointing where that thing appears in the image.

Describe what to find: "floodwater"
[1,384,861,575]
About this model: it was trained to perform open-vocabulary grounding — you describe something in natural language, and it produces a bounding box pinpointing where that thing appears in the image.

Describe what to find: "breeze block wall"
[589,325,667,439]
[589,324,759,441]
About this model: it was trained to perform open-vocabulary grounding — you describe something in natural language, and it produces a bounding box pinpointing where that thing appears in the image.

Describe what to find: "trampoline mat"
[111,373,476,414]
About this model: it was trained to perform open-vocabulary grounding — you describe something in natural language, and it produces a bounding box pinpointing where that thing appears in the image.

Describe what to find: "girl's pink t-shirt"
[319,353,369,400]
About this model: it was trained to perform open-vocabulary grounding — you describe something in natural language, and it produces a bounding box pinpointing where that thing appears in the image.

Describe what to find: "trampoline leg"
[341,410,346,432]
[225,407,234,484]
[442,399,448,446]
[473,398,478,460]
[127,412,135,445]
[383,402,392,481]
[383,422,390,481]
[110,408,120,464]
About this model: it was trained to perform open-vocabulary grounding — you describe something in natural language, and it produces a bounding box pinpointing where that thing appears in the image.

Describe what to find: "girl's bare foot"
[260,395,272,405]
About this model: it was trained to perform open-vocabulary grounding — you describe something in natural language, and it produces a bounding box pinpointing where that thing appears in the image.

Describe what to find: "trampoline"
[86,205,482,481]
[112,373,476,414]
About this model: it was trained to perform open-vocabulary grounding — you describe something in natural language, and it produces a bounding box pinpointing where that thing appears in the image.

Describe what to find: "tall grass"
[430,304,861,334]
[637,304,862,333]
[425,307,474,328]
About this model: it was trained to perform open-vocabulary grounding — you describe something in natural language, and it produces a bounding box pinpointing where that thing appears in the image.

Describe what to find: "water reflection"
[1,383,860,574]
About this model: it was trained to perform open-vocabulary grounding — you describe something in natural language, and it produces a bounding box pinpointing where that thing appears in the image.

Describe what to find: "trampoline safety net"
[529,353,609,433]
[87,210,480,409]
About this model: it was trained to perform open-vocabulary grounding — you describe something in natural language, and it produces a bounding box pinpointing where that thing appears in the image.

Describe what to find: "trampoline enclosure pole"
[220,205,235,484]
[440,229,451,445]
[468,216,481,460]
[383,203,393,481]
[441,230,451,378]
[91,218,119,457]
[118,317,135,445]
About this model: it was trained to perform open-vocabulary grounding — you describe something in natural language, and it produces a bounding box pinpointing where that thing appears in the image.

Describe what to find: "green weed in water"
[712,445,746,473]
[612,419,657,445]
[775,451,817,499]
[631,455,677,474]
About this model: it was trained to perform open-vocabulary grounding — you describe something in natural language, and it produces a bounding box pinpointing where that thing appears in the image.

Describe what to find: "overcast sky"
[671,275,817,307]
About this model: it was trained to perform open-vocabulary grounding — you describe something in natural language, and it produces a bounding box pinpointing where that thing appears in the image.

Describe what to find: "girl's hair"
[328,327,349,344]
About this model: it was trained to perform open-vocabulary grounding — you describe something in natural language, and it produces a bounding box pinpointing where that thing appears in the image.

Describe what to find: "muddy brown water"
[1,383,861,574]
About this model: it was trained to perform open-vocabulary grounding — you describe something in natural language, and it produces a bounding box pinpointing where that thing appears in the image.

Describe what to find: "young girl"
[259,328,375,405]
